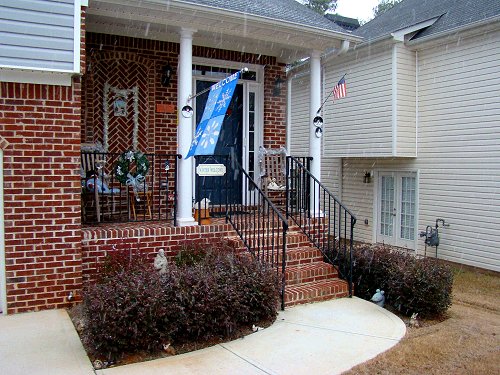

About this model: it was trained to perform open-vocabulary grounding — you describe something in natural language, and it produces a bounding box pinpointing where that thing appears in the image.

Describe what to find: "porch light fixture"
[363,171,372,184]
[313,115,323,138]
[273,76,284,96]
[161,64,174,87]
[181,105,193,118]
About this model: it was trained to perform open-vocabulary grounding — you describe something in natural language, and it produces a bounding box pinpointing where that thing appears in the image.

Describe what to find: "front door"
[195,80,243,205]
[377,172,417,248]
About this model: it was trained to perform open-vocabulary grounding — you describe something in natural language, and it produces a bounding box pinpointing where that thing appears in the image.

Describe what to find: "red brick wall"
[264,63,287,149]
[0,7,86,314]
[81,222,236,282]
[83,33,287,154]
[0,82,83,313]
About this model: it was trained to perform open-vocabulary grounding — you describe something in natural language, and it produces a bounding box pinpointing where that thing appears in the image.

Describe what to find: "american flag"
[333,77,347,100]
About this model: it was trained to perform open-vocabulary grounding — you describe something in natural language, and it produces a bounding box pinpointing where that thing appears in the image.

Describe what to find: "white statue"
[370,288,385,307]
[154,249,168,275]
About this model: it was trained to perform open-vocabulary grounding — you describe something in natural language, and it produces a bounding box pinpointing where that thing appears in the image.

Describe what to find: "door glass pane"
[380,176,394,236]
[248,92,256,185]
[400,176,416,240]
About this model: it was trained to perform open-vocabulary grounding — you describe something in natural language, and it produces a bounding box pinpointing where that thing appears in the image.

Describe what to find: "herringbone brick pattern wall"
[90,55,150,154]
[82,33,287,155]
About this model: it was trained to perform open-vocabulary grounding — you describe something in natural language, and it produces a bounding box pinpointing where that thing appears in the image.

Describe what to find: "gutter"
[286,39,352,77]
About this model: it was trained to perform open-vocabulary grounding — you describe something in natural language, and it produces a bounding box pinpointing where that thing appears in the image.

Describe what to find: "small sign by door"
[196,164,226,176]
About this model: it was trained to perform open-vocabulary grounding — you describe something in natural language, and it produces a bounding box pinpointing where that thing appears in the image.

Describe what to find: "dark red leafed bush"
[341,244,453,317]
[83,250,176,359]
[82,241,280,360]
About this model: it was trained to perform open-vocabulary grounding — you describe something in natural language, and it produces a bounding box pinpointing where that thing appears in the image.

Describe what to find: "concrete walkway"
[0,297,406,375]
[0,309,94,375]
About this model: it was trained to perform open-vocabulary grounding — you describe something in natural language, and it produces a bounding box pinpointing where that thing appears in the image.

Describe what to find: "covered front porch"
[79,1,360,309]
[81,0,360,227]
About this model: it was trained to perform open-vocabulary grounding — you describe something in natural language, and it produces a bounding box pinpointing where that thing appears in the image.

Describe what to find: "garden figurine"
[371,288,385,307]
[154,249,168,275]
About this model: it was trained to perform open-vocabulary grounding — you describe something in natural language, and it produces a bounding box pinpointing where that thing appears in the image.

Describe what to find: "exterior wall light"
[161,64,174,87]
[273,76,284,96]
[363,171,372,184]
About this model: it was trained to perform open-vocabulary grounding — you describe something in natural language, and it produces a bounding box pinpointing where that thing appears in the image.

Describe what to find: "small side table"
[129,190,152,220]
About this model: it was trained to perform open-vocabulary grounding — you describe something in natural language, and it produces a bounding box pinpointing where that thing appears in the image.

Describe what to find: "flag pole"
[187,67,249,102]
[315,73,347,114]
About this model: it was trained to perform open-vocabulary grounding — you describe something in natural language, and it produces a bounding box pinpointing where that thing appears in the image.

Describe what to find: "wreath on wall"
[114,150,150,188]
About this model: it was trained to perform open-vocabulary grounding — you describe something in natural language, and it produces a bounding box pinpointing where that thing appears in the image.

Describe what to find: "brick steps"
[224,215,349,308]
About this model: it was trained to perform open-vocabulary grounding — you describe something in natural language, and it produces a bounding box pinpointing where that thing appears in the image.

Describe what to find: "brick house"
[0,0,361,314]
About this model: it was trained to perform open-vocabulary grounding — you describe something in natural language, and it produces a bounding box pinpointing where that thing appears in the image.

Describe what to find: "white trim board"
[0,149,7,315]
[0,69,73,86]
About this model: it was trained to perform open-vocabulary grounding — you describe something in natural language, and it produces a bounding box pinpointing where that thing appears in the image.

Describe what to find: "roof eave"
[110,0,363,45]
[406,14,500,46]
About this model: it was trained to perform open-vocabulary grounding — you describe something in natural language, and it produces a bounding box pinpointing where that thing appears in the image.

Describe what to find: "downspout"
[287,69,311,154]
[286,77,292,151]
[415,50,419,157]
[391,43,398,156]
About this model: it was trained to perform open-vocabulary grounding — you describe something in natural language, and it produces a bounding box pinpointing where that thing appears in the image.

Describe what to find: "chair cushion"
[86,178,120,194]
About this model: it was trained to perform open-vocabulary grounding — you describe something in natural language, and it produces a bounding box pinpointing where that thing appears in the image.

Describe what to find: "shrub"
[83,250,178,360]
[344,244,453,317]
[173,242,279,340]
[82,240,280,360]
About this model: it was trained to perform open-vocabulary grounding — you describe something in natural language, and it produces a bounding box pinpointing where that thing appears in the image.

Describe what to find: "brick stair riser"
[277,247,324,265]
[225,231,311,252]
[285,291,349,307]
[284,280,349,307]
[285,266,338,286]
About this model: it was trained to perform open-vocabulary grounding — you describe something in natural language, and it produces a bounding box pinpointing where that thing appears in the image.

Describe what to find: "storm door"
[194,80,243,205]
[377,172,417,248]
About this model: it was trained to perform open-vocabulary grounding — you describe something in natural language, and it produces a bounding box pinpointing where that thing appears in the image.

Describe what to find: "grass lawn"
[345,265,500,374]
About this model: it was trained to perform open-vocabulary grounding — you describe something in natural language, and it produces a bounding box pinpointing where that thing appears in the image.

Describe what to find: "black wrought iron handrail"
[286,156,357,296]
[80,151,181,225]
[194,154,289,310]
[230,160,288,310]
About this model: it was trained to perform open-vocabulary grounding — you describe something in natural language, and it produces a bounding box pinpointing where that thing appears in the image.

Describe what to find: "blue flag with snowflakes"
[185,71,241,158]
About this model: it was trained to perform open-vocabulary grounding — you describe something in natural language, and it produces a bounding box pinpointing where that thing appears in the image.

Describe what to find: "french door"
[377,172,417,248]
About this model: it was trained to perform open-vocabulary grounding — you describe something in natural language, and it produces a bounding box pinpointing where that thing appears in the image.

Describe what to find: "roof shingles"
[354,0,500,42]
[181,0,348,34]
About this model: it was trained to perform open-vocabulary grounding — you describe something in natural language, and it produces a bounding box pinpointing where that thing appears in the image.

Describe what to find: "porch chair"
[80,144,121,222]
[259,147,288,207]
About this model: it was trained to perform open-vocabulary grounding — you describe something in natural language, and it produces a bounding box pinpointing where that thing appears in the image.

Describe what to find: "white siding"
[395,44,416,156]
[0,0,76,72]
[322,43,393,157]
[289,74,310,156]
[335,29,500,272]
[321,157,341,198]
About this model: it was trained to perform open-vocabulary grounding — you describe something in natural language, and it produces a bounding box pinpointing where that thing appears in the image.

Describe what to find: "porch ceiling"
[86,0,362,63]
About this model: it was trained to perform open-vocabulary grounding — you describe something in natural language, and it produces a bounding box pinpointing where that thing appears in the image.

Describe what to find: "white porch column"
[309,50,322,215]
[176,28,197,226]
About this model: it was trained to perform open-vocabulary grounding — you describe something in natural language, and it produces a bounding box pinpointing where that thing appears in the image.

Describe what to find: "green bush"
[346,244,453,317]
[82,241,280,360]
